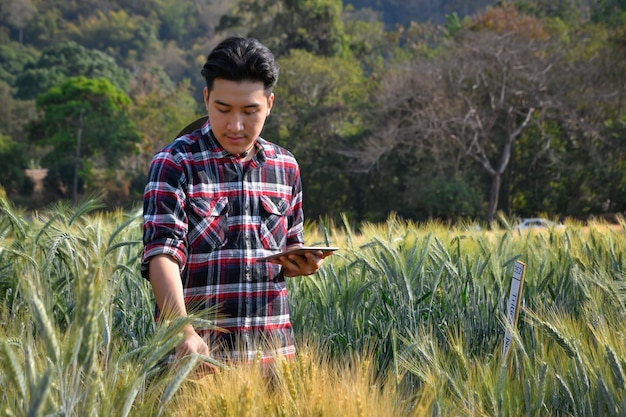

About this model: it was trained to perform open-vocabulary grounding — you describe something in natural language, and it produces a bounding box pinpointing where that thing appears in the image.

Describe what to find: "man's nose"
[228,113,244,131]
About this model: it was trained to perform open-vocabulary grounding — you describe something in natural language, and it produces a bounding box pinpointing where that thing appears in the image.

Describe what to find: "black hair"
[201,37,279,95]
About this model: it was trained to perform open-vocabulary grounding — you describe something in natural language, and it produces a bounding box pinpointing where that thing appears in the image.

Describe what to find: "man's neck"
[233,142,257,161]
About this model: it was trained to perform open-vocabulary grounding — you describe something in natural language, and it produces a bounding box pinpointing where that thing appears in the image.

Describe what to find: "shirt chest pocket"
[259,195,289,251]
[187,196,229,251]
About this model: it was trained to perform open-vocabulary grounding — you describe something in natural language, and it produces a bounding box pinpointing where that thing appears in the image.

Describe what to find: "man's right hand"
[149,255,219,375]
[175,324,219,375]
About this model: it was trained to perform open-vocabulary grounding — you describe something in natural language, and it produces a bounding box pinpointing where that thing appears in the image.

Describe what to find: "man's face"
[204,78,274,157]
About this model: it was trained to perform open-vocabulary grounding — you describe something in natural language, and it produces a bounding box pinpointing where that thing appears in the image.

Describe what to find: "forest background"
[0,0,625,224]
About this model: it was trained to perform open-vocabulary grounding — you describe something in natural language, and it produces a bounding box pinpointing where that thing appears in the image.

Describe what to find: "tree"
[547,22,626,215]
[354,6,563,221]
[0,82,38,197]
[149,0,220,44]
[0,41,39,86]
[0,82,37,142]
[218,0,349,57]
[437,30,548,221]
[64,9,157,64]
[263,49,369,219]
[125,79,199,204]
[14,41,131,100]
[20,8,63,48]
[34,76,140,202]
[0,0,37,44]
[0,132,30,195]
[340,0,495,27]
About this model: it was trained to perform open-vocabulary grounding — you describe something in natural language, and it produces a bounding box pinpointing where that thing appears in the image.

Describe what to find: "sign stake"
[503,260,526,358]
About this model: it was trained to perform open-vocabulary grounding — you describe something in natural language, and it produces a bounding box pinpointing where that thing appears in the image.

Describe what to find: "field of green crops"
[1,197,625,416]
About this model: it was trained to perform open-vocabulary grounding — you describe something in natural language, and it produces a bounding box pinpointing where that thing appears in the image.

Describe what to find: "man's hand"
[176,324,219,376]
[275,249,330,277]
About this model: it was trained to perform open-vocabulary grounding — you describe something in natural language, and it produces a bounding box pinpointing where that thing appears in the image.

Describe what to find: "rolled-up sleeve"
[141,149,189,279]
[285,166,304,248]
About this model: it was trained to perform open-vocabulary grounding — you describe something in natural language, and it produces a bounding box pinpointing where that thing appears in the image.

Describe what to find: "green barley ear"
[605,345,625,390]
[157,355,200,417]
[23,339,37,396]
[532,362,549,414]
[26,368,52,417]
[0,198,27,242]
[0,341,27,406]
[555,373,576,413]
[596,368,618,414]
[25,287,60,364]
[445,328,468,380]
[541,321,576,359]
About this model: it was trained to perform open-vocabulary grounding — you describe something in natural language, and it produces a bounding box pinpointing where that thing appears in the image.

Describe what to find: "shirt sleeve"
[141,149,189,279]
[285,164,304,248]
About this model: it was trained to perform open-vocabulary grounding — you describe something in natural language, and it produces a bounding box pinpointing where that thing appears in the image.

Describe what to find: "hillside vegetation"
[0,0,625,222]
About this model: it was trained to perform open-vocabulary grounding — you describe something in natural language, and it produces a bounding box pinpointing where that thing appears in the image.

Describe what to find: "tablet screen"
[256,246,338,262]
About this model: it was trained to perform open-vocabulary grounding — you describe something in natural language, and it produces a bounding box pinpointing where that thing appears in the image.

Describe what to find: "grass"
[159,343,432,417]
[1,198,625,416]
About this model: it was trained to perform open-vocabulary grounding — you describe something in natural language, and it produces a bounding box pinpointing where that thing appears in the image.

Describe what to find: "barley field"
[1,198,625,416]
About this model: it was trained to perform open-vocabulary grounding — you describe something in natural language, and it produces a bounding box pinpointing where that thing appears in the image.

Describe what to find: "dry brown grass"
[158,343,432,417]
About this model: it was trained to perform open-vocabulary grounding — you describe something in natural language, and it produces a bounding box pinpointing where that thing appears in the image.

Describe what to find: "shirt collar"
[200,121,277,160]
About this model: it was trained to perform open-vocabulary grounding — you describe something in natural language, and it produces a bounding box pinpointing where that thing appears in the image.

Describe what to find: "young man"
[141,37,327,373]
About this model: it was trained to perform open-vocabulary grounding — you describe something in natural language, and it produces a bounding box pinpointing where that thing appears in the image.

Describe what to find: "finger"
[190,363,218,379]
[198,343,210,356]
[288,254,307,264]
[193,361,220,378]
[175,344,189,359]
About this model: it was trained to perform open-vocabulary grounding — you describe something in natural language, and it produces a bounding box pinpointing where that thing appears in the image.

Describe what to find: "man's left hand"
[274,250,329,277]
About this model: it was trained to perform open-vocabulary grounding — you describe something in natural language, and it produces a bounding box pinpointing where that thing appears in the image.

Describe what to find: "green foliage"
[266,49,369,219]
[14,41,132,100]
[125,79,200,204]
[0,41,38,85]
[346,0,494,27]
[508,122,571,216]
[0,133,30,195]
[592,0,626,26]
[65,9,158,64]
[34,76,141,198]
[341,15,389,74]
[443,12,464,37]
[149,0,219,44]
[220,0,350,57]
[0,0,625,220]
[0,0,37,43]
[0,81,37,149]
[130,79,199,157]
[419,175,484,219]
[21,7,63,47]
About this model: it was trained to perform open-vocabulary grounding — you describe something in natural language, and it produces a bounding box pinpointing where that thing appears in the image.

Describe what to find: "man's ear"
[267,93,275,115]
[203,87,210,110]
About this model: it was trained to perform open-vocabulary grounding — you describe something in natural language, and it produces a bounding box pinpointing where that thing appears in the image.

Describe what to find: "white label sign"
[503,260,526,357]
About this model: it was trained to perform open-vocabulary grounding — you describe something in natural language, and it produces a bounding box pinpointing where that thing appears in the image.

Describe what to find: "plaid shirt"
[141,122,304,362]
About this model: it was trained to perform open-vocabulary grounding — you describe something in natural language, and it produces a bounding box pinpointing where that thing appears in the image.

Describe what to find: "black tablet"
[256,246,338,262]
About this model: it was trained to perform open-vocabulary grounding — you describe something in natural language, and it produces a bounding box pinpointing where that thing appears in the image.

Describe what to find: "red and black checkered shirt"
[141,122,304,363]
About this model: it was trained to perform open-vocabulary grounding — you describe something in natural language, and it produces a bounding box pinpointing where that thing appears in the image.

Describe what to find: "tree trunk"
[487,173,501,221]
